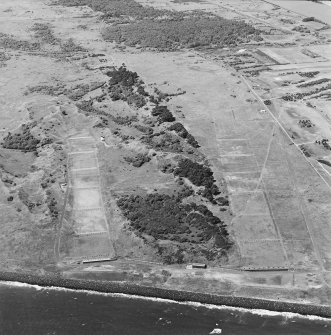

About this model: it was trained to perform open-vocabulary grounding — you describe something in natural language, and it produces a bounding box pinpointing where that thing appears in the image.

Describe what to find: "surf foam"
[1,280,330,322]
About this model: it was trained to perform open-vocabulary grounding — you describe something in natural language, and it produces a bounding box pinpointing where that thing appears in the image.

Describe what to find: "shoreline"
[0,271,330,318]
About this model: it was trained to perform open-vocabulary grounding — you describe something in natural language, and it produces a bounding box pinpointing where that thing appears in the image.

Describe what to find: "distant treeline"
[53,0,168,19]
[54,0,261,50]
[103,17,261,50]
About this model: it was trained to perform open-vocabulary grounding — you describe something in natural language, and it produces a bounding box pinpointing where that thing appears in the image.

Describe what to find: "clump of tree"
[174,158,221,203]
[134,124,153,135]
[143,132,183,153]
[117,193,231,263]
[315,138,331,150]
[2,123,40,152]
[106,65,147,108]
[103,16,261,51]
[0,51,10,66]
[302,17,315,22]
[282,82,331,101]
[318,159,331,167]
[124,153,151,167]
[0,32,40,51]
[67,84,90,101]
[31,23,59,45]
[297,78,330,88]
[299,145,311,157]
[175,158,215,189]
[54,0,170,21]
[55,0,261,51]
[27,81,105,100]
[61,38,87,52]
[151,105,175,123]
[244,67,270,77]
[27,84,65,96]
[176,183,194,200]
[46,190,59,222]
[292,25,310,33]
[107,65,139,86]
[77,99,139,127]
[152,87,186,103]
[18,188,42,211]
[110,114,137,126]
[76,99,104,115]
[298,119,314,128]
[297,71,319,78]
[110,85,146,108]
[216,196,229,207]
[168,122,199,148]
[137,85,149,97]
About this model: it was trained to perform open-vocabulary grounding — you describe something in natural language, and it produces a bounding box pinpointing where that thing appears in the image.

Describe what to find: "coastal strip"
[0,271,330,318]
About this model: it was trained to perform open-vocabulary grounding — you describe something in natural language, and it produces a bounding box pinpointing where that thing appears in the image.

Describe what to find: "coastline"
[0,271,330,318]
[0,1,330,329]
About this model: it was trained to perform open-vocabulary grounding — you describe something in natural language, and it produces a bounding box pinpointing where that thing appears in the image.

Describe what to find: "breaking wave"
[1,280,330,322]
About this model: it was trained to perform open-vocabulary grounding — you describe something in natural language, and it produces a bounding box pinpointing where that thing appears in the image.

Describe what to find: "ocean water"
[0,282,329,335]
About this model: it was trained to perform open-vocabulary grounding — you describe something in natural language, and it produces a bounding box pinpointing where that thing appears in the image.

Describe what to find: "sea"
[0,282,330,335]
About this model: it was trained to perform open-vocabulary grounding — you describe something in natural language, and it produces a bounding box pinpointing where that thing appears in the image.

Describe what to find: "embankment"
[0,271,330,318]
